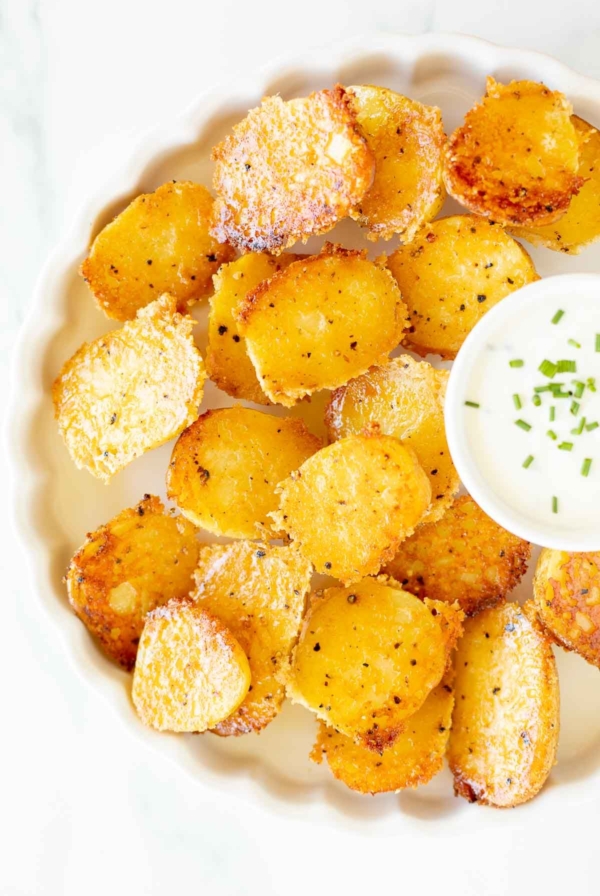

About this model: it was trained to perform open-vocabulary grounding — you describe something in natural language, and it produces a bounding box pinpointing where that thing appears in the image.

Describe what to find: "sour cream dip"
[445,274,600,550]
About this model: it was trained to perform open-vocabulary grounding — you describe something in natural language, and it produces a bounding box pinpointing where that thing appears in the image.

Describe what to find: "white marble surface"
[4,3,600,894]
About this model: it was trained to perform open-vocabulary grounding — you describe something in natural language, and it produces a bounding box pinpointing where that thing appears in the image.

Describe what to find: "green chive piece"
[586,422,599,432]
[574,381,585,399]
[539,359,558,378]
[571,400,580,416]
[522,455,534,469]
[549,406,556,422]
[557,360,576,373]
[547,430,558,440]
[568,338,581,349]
[582,458,593,477]
[515,419,532,432]
[595,334,600,352]
[513,393,522,410]
[558,442,573,451]
[551,309,565,324]
[464,400,480,408]
[534,385,552,393]
[587,377,597,393]
[532,394,542,407]
[509,359,524,368]
[552,496,558,514]
[572,417,586,435]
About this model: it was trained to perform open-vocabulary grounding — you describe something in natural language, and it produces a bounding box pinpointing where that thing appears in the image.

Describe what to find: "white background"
[3,2,600,894]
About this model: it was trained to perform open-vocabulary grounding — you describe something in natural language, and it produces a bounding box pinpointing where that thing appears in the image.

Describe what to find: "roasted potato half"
[511,116,600,253]
[288,579,463,751]
[448,602,560,808]
[66,495,199,670]
[237,244,408,406]
[53,294,206,482]
[167,406,322,539]
[326,356,458,523]
[132,600,251,733]
[271,434,431,583]
[348,85,446,241]
[444,77,583,227]
[387,215,538,359]
[206,253,298,404]
[192,541,312,735]
[211,85,374,252]
[311,679,454,793]
[385,496,531,616]
[81,181,234,321]
[533,549,600,668]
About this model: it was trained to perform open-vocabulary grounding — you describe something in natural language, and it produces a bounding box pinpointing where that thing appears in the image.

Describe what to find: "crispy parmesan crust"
[444,78,584,226]
[210,85,375,251]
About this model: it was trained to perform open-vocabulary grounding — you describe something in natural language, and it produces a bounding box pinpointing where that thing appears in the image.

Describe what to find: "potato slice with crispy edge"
[271,433,431,584]
[326,356,458,524]
[384,496,531,616]
[53,294,206,482]
[167,406,322,539]
[132,599,250,733]
[237,244,408,407]
[81,181,234,321]
[210,85,374,252]
[191,541,312,735]
[348,85,446,241]
[511,116,600,253]
[387,215,538,360]
[288,578,463,752]
[206,253,299,404]
[448,602,560,808]
[311,678,454,793]
[533,549,600,668]
[444,77,584,227]
[66,495,200,670]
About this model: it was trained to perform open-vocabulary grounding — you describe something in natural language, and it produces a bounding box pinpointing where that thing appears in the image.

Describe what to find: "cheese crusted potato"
[384,496,531,616]
[511,116,600,253]
[237,245,408,406]
[66,495,199,670]
[271,434,431,584]
[387,215,538,360]
[206,253,298,404]
[448,602,560,808]
[533,549,600,668]
[444,77,584,227]
[192,542,312,735]
[167,406,322,539]
[53,294,206,482]
[211,85,374,252]
[288,579,463,752]
[81,181,234,321]
[326,356,458,523]
[311,679,454,793]
[348,85,446,241]
[132,599,250,732]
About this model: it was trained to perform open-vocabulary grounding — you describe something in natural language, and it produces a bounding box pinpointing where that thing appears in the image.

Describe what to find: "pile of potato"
[55,77,600,809]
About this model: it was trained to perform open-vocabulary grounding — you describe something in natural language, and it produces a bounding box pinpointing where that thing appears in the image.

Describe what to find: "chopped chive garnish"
[558,442,573,451]
[532,394,542,407]
[586,421,599,432]
[552,496,558,514]
[547,430,558,440]
[523,455,534,469]
[509,359,524,368]
[515,419,532,431]
[551,309,565,324]
[534,385,551,393]
[596,334,600,352]
[574,381,586,399]
[557,360,576,373]
[582,458,593,477]
[571,400,580,416]
[539,359,558,378]
[568,338,581,349]
[549,406,556,422]
[513,393,522,410]
[588,377,597,393]
[572,417,586,435]
[464,400,480,408]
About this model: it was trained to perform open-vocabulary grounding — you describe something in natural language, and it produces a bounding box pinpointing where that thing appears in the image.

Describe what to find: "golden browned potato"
[311,679,454,793]
[444,78,584,226]
[271,434,431,583]
[237,245,408,406]
[192,541,312,735]
[533,549,600,668]
[167,406,322,539]
[326,356,458,523]
[211,85,374,252]
[387,215,538,360]
[384,496,531,616]
[448,602,560,807]
[288,578,463,751]
[206,253,298,404]
[511,116,600,253]
[81,181,234,321]
[66,495,199,670]
[53,294,206,482]
[348,85,446,241]
[132,599,251,732]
